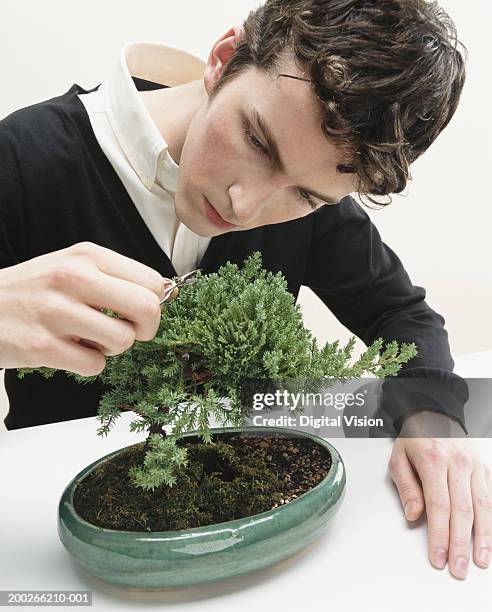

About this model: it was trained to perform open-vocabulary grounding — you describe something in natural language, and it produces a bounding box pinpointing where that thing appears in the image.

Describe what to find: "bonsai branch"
[117,402,170,443]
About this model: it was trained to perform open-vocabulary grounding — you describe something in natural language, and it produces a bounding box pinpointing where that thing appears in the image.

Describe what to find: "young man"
[0,0,490,579]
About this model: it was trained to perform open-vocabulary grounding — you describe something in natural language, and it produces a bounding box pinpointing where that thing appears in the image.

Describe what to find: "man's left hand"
[388,410,492,579]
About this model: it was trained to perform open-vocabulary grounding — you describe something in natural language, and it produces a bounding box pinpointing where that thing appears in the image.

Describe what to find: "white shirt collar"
[104,42,205,192]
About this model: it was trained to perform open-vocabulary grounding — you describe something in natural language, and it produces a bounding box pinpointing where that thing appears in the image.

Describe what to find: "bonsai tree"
[19,252,417,489]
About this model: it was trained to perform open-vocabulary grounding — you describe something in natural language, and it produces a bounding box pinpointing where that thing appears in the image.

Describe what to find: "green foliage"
[18,252,418,490]
[128,435,188,489]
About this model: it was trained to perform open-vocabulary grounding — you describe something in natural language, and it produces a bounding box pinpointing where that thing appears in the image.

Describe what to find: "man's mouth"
[203,196,238,229]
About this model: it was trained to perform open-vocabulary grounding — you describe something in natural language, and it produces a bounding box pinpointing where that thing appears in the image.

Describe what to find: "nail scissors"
[159,269,202,305]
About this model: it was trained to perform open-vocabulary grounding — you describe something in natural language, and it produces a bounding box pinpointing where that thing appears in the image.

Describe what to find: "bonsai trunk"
[117,402,169,450]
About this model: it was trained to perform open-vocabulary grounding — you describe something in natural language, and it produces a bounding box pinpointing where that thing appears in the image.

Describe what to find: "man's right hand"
[0,242,177,376]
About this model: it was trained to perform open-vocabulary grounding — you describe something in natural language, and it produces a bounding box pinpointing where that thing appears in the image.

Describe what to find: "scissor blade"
[176,269,202,285]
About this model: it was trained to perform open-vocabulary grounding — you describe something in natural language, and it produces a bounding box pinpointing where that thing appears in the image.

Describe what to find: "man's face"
[174,48,356,238]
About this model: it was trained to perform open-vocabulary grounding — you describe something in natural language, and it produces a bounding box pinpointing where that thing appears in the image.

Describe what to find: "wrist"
[399,409,467,438]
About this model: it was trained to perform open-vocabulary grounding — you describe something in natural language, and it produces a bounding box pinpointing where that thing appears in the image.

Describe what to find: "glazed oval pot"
[58,426,346,590]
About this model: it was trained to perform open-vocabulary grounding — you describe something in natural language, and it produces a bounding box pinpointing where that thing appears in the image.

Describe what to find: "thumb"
[159,278,179,304]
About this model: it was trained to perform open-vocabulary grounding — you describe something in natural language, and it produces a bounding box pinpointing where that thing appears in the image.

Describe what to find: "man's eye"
[242,119,323,213]
[243,123,270,157]
[297,189,319,211]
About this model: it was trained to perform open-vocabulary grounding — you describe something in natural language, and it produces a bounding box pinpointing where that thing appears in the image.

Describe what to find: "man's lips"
[203,196,238,229]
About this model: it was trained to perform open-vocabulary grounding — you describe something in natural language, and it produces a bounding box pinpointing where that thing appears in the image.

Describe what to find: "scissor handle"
[159,269,202,306]
[159,282,178,305]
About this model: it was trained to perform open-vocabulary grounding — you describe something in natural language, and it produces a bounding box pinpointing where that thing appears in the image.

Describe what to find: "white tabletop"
[1,352,491,611]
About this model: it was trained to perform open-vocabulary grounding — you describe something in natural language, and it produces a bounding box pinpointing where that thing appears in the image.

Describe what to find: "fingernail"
[159,279,171,298]
[479,547,491,567]
[404,501,417,519]
[454,556,469,579]
[434,548,447,569]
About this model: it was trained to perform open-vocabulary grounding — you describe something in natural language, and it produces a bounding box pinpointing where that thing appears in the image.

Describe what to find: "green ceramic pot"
[58,427,346,590]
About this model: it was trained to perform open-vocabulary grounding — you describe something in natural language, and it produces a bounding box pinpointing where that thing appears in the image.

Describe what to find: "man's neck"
[139,79,207,165]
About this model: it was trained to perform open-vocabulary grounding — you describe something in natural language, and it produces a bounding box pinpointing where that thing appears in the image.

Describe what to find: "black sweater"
[0,79,469,433]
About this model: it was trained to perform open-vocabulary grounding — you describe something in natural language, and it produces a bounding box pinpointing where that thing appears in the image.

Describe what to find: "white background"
[0,0,491,426]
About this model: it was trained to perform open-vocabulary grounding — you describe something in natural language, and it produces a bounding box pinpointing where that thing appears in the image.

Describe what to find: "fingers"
[487,467,492,492]
[411,443,451,571]
[162,282,179,303]
[68,242,167,298]
[62,244,181,340]
[447,454,474,579]
[51,304,138,357]
[388,445,425,521]
[43,337,107,377]
[72,270,163,341]
[0,243,178,372]
[393,438,492,580]
[471,467,492,569]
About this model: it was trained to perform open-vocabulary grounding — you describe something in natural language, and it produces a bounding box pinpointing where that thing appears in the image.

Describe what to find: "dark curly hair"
[209,0,467,208]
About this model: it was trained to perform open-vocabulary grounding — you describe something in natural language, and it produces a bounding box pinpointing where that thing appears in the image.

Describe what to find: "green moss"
[73,433,332,532]
[74,436,287,531]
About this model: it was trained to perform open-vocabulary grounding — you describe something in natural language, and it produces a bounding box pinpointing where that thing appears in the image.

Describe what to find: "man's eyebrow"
[251,107,340,205]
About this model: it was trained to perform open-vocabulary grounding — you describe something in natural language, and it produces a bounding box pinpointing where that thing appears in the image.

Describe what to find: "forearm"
[304,198,469,434]
[358,296,469,434]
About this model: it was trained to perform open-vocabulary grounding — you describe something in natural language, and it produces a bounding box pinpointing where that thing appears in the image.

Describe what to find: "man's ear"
[203,25,245,94]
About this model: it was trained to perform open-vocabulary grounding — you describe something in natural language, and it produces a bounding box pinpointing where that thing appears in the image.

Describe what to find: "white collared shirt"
[78,42,211,276]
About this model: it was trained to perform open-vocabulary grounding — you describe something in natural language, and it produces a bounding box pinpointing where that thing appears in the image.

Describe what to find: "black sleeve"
[0,111,31,377]
[303,196,469,435]
[0,113,25,375]
[0,112,26,268]
[0,102,111,427]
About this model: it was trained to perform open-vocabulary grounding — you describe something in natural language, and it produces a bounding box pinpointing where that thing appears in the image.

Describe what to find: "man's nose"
[228,182,276,225]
